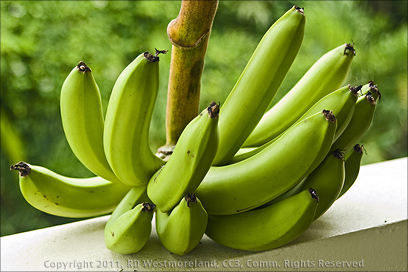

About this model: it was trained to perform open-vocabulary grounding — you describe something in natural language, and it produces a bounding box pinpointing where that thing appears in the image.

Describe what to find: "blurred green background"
[1,1,406,236]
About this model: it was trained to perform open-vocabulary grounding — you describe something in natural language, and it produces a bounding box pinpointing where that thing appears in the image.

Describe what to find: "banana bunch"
[11,5,383,255]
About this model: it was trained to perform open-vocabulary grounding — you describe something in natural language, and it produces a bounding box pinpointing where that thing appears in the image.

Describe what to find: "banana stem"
[158,0,218,158]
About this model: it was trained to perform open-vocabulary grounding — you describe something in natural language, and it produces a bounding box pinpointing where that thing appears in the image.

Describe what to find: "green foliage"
[1,1,406,236]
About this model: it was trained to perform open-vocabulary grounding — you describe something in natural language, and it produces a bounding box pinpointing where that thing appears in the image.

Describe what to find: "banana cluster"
[10,6,382,255]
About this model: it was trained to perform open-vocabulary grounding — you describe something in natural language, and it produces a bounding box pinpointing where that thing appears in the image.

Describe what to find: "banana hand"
[60,61,122,183]
[10,162,131,218]
[195,110,337,215]
[205,188,319,251]
[156,194,208,255]
[104,202,155,254]
[213,6,305,166]
[104,50,166,186]
[147,102,219,213]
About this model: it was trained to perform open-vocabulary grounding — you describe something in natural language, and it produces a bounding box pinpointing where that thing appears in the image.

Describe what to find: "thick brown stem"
[158,0,218,157]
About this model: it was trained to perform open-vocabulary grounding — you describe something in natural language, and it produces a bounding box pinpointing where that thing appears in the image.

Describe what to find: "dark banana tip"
[143,49,168,62]
[207,102,220,119]
[294,6,305,15]
[365,91,377,105]
[322,109,336,124]
[141,202,156,213]
[185,194,197,208]
[348,84,363,96]
[332,149,345,161]
[353,144,365,154]
[76,61,91,72]
[308,188,319,203]
[344,42,356,56]
[10,161,31,177]
[368,80,381,102]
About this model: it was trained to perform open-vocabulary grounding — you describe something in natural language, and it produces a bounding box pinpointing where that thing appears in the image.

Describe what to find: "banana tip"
[143,49,168,62]
[10,161,31,177]
[207,102,220,119]
[344,42,356,56]
[185,194,197,207]
[368,80,381,102]
[294,6,305,15]
[308,188,319,203]
[322,110,336,124]
[76,61,91,72]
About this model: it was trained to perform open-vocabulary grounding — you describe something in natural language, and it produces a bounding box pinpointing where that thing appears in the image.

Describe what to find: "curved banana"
[331,83,380,154]
[195,110,337,215]
[105,185,150,229]
[60,61,122,183]
[337,144,364,199]
[212,6,305,166]
[104,50,166,186]
[104,202,155,254]
[156,194,208,255]
[147,102,219,213]
[243,42,355,148]
[228,84,360,165]
[205,188,319,251]
[10,162,131,218]
[263,149,345,220]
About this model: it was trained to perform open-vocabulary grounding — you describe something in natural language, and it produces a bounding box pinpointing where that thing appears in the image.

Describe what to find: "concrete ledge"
[1,157,407,272]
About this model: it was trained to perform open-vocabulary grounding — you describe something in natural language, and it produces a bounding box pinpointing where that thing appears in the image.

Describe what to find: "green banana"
[262,149,345,220]
[147,102,219,213]
[338,144,365,198]
[104,50,166,186]
[10,162,131,218]
[156,194,208,255]
[104,202,155,254]
[331,83,380,154]
[212,6,305,166]
[105,185,150,229]
[228,84,360,165]
[243,42,355,148]
[60,61,122,183]
[205,188,319,251]
[195,110,337,215]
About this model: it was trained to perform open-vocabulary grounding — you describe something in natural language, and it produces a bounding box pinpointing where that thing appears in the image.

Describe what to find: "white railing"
[1,157,407,272]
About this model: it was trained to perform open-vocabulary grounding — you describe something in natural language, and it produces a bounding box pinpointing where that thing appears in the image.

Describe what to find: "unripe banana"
[104,50,166,186]
[243,42,355,148]
[262,149,345,220]
[104,202,155,254]
[337,144,364,199]
[331,83,380,154]
[195,110,337,215]
[60,61,122,183]
[228,84,360,165]
[10,162,131,218]
[212,6,305,166]
[147,102,219,213]
[205,188,319,251]
[156,194,208,255]
[105,185,150,229]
